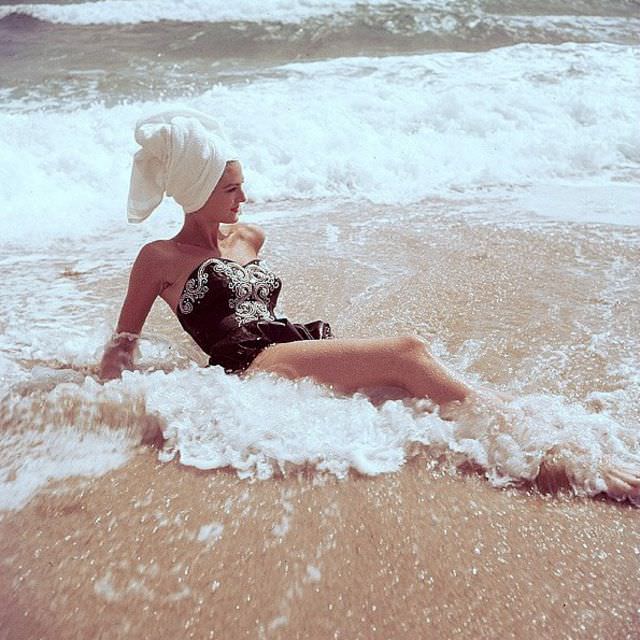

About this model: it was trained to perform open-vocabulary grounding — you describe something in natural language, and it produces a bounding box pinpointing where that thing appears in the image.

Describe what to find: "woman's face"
[199,161,246,223]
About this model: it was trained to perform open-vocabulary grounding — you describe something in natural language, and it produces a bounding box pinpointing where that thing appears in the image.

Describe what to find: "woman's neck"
[172,217,226,251]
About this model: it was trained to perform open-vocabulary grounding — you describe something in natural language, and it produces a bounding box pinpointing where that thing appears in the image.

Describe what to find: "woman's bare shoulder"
[135,239,179,263]
[128,241,179,287]
[226,223,266,250]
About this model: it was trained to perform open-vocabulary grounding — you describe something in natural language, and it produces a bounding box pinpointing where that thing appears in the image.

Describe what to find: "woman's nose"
[238,188,247,203]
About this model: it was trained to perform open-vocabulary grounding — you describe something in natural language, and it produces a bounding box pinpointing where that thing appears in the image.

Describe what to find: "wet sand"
[1,450,638,640]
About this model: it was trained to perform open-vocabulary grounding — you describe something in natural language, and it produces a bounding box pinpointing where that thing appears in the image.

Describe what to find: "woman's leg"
[247,335,640,502]
[246,335,471,405]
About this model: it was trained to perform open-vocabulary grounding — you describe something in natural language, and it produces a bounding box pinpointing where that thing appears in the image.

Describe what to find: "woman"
[99,109,639,501]
[100,108,471,405]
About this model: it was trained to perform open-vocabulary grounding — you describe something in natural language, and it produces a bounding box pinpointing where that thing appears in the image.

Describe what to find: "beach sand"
[1,451,638,640]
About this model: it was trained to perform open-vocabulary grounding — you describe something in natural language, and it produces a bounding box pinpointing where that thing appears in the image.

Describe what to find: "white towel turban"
[127,108,234,223]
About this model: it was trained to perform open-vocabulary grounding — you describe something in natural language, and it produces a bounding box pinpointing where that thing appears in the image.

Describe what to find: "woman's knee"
[386,335,432,382]
[394,334,429,358]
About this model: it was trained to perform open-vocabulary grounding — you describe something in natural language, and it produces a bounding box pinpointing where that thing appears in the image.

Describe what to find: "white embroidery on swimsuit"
[179,259,279,324]
[179,270,209,314]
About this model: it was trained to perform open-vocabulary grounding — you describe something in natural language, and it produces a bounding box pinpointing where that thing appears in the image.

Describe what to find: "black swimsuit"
[176,257,333,373]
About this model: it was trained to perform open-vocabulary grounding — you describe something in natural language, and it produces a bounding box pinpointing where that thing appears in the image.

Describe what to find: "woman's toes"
[601,464,640,500]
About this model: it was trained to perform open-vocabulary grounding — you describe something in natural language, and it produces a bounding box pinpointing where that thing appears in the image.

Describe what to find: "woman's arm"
[99,244,164,380]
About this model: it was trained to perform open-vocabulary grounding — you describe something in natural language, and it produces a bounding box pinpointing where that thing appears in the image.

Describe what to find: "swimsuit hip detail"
[176,258,333,373]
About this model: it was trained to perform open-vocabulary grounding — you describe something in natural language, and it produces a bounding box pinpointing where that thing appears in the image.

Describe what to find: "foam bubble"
[0,422,132,511]
[516,182,640,226]
[2,0,639,50]
[197,522,224,542]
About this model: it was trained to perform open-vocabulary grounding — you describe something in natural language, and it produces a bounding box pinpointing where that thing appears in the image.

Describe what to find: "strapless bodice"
[178,257,281,330]
[176,257,332,372]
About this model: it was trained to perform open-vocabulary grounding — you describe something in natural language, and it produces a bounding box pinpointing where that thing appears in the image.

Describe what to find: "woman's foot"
[600,460,640,502]
[536,446,640,503]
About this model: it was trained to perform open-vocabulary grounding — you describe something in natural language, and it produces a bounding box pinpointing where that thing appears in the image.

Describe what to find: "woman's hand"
[99,333,139,381]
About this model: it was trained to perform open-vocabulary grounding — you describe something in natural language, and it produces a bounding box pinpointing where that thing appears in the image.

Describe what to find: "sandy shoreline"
[1,450,638,640]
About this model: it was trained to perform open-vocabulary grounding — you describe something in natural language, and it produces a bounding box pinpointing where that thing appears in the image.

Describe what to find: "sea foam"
[0,374,138,511]
[2,0,639,47]
[1,43,638,244]
[0,0,402,25]
[3,364,638,512]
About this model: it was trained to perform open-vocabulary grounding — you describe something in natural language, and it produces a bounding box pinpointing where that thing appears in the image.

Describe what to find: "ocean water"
[1,0,639,510]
